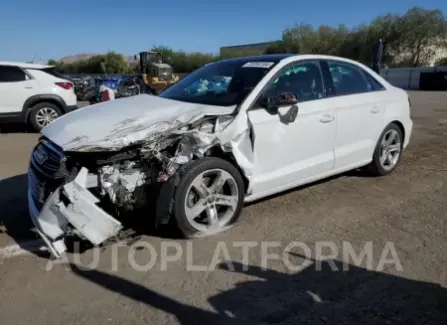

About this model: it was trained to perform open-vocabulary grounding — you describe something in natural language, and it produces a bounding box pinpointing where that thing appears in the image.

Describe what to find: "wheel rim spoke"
[190,176,209,198]
[205,205,219,225]
[36,108,58,127]
[380,151,387,165]
[388,144,400,153]
[184,168,239,233]
[379,129,401,171]
[387,153,394,164]
[185,199,207,222]
[215,194,238,210]
[209,170,231,194]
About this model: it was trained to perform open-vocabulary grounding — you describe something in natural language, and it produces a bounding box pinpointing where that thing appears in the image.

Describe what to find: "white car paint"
[247,96,337,195]
[26,69,77,107]
[28,54,413,256]
[42,94,236,151]
[0,61,76,114]
[234,55,412,201]
[40,54,413,202]
[0,77,40,113]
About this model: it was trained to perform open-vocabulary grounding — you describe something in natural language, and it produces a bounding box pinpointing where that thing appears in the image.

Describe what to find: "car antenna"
[101,62,109,78]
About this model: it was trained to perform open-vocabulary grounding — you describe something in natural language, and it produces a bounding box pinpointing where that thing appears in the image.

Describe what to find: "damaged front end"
[28,114,251,258]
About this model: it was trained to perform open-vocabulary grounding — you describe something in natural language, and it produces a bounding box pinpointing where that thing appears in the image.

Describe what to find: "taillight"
[55,82,73,90]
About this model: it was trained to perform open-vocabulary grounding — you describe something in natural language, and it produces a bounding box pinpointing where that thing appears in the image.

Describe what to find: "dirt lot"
[0,92,446,325]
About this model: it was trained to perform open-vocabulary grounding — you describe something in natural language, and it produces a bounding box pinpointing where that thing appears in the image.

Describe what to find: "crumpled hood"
[41,94,235,151]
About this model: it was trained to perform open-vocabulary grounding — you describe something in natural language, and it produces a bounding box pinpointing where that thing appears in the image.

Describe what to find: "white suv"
[0,61,78,131]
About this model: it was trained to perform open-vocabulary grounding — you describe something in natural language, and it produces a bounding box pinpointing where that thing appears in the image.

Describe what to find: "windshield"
[160,59,279,106]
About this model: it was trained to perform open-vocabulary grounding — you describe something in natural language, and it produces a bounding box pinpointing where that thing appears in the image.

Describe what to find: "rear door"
[320,60,387,170]
[0,65,39,113]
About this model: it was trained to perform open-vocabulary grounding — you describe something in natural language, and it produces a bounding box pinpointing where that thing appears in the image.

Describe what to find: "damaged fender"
[31,96,258,256]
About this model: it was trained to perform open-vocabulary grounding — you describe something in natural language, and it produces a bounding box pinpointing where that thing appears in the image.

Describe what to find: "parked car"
[27,54,413,257]
[0,62,78,131]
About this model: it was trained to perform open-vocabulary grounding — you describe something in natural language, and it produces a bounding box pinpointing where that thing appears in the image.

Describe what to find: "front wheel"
[366,123,404,176]
[173,157,245,238]
[28,102,62,132]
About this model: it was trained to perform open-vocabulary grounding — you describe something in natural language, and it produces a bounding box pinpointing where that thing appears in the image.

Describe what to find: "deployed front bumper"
[28,167,123,258]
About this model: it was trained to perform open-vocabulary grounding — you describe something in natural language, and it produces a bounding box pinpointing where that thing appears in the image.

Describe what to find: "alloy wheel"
[184,168,239,233]
[379,129,401,171]
[35,107,59,128]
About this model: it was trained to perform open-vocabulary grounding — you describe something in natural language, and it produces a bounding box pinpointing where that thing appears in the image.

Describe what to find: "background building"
[220,41,276,57]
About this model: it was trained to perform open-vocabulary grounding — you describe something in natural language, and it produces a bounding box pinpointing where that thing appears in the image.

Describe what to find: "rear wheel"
[28,102,62,132]
[173,157,245,238]
[367,123,403,176]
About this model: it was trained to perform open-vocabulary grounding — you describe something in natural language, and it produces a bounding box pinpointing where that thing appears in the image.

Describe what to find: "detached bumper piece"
[28,167,123,258]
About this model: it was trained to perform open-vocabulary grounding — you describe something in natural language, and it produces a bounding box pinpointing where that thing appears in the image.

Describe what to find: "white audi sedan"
[28,54,413,257]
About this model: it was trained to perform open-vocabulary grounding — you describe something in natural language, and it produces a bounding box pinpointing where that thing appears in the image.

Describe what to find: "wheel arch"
[22,94,67,121]
[155,146,251,228]
[388,120,405,144]
[204,146,250,194]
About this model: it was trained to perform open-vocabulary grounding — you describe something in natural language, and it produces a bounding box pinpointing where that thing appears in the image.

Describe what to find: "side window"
[264,61,324,103]
[327,61,370,96]
[362,71,386,91]
[0,66,27,83]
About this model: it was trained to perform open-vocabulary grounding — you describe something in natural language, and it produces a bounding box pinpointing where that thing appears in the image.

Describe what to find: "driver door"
[247,60,337,196]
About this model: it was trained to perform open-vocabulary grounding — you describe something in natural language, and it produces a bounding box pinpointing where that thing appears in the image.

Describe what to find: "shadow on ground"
[0,123,32,134]
[0,172,180,258]
[0,167,376,258]
[70,258,447,325]
[0,174,37,241]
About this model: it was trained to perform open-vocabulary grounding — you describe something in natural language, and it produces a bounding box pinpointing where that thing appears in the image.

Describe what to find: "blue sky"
[0,0,445,62]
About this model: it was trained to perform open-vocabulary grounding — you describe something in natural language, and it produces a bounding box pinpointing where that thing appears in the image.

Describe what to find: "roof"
[0,61,53,69]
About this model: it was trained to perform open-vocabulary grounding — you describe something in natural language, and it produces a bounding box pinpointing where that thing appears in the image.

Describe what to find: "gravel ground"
[0,91,446,325]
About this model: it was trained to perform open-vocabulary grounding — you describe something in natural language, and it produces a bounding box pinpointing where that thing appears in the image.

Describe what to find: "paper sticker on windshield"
[242,62,274,68]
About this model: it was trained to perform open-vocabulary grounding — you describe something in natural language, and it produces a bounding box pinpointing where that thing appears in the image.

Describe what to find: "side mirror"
[275,91,298,106]
[260,91,298,110]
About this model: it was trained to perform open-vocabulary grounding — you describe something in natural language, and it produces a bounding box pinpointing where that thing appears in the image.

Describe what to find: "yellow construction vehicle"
[136,51,180,95]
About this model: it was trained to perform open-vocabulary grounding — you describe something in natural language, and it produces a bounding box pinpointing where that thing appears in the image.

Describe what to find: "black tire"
[173,157,245,239]
[28,102,63,132]
[366,123,404,176]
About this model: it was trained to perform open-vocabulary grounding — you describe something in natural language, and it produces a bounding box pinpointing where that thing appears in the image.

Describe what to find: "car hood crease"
[41,94,236,151]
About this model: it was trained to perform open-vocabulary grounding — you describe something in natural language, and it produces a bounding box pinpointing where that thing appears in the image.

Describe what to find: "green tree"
[50,6,447,74]
[396,7,447,66]
[435,57,447,66]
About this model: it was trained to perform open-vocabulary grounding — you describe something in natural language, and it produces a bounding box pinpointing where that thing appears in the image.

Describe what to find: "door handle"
[320,114,335,123]
[24,86,33,89]
[370,107,380,114]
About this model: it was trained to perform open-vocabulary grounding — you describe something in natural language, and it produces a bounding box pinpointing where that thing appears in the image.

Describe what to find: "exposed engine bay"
[28,110,250,258]
[93,115,235,212]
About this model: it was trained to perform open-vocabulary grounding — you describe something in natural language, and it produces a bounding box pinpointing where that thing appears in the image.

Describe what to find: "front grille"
[31,140,66,178]
[29,140,67,210]
[29,165,65,210]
